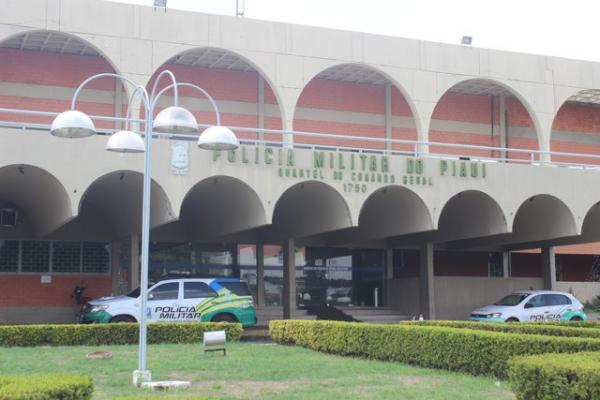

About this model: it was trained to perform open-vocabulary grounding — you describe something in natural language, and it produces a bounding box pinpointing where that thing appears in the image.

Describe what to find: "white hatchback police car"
[469,290,587,322]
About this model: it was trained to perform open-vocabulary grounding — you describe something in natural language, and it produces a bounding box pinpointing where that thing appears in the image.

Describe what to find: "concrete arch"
[549,88,600,164]
[178,175,268,241]
[430,77,543,155]
[438,190,508,240]
[76,170,175,238]
[0,29,127,95]
[292,62,423,140]
[358,185,433,239]
[510,194,578,241]
[581,201,600,239]
[147,46,287,130]
[0,164,72,236]
[272,181,353,238]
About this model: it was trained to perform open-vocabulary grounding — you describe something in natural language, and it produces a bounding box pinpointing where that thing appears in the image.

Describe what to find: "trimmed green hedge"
[269,320,600,377]
[508,352,600,400]
[0,323,242,347]
[0,374,92,399]
[407,320,600,338]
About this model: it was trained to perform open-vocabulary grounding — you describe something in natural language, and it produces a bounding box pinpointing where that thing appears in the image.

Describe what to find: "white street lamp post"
[50,70,239,386]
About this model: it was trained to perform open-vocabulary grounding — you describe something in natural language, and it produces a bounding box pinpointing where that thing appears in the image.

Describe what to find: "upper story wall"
[3,0,600,158]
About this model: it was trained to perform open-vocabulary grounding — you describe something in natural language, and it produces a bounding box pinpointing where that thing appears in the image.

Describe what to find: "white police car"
[81,278,257,327]
[469,290,587,322]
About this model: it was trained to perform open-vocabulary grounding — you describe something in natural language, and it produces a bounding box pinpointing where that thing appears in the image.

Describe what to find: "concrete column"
[256,244,265,307]
[282,238,296,319]
[503,251,510,278]
[257,75,265,143]
[542,246,557,290]
[114,78,123,131]
[385,83,392,151]
[110,241,120,296]
[384,248,394,306]
[499,96,507,160]
[129,234,140,291]
[419,243,435,319]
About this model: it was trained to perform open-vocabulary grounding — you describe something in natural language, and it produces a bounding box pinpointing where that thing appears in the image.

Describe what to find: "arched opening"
[551,89,600,165]
[430,79,539,161]
[511,195,577,242]
[0,30,126,131]
[359,186,432,239]
[147,47,283,143]
[438,190,507,241]
[293,64,417,153]
[56,171,174,240]
[175,175,267,241]
[272,181,352,238]
[582,202,600,239]
[0,164,71,237]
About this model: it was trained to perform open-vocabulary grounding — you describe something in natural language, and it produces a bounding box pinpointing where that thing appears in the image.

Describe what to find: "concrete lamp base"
[132,370,152,387]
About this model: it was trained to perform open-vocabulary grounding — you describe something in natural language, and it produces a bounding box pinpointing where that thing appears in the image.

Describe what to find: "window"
[219,281,251,296]
[52,242,81,272]
[494,293,528,306]
[0,240,18,272]
[488,252,504,277]
[82,242,109,273]
[149,282,179,301]
[548,294,571,306]
[525,295,546,308]
[21,240,50,272]
[184,282,217,299]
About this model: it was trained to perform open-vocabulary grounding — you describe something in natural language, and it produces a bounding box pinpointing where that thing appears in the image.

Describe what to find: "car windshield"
[494,293,529,306]
[126,283,153,298]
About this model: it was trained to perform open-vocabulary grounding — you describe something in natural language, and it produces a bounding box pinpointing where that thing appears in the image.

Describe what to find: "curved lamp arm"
[153,82,221,125]
[70,72,148,110]
[123,85,150,131]
[150,70,179,107]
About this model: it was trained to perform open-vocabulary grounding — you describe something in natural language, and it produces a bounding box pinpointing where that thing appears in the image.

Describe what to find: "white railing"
[2,106,600,169]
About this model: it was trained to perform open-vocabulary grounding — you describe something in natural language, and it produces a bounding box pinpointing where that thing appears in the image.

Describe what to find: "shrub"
[0,323,243,347]
[0,374,92,399]
[406,320,600,338]
[269,320,600,377]
[508,352,600,400]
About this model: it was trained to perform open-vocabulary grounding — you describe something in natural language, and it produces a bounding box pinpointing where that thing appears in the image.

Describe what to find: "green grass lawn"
[0,342,514,399]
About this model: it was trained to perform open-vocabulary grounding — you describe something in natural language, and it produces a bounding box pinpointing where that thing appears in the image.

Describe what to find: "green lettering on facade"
[286,149,295,166]
[228,150,236,162]
[407,159,414,174]
[470,163,478,177]
[415,159,423,174]
[338,153,345,170]
[241,147,249,163]
[381,156,389,173]
[213,150,222,161]
[459,162,467,177]
[265,148,273,164]
[440,160,448,175]
[314,152,325,168]
[369,155,377,172]
[359,154,367,171]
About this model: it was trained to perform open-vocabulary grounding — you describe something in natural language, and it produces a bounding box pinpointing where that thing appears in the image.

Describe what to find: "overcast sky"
[108,0,600,62]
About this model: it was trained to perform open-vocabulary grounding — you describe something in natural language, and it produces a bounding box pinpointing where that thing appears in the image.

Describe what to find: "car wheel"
[506,317,519,323]
[570,316,583,321]
[212,313,237,323]
[110,315,136,323]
